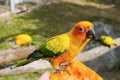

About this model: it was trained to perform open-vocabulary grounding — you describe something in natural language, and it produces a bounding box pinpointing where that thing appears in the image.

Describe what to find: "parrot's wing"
[28,34,70,58]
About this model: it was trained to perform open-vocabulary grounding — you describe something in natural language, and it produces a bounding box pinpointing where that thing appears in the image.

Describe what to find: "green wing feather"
[35,34,70,58]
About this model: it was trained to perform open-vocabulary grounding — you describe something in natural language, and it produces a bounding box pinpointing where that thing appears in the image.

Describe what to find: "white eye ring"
[78,27,84,32]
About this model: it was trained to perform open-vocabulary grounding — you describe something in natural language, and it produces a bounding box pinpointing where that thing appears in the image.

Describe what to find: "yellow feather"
[46,34,70,53]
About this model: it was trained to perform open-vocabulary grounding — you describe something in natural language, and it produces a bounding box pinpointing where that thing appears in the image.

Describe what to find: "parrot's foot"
[60,62,71,66]
[55,67,71,75]
[55,62,71,74]
[53,62,71,74]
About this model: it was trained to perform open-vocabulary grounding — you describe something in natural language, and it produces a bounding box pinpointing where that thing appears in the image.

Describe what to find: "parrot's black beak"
[86,28,95,39]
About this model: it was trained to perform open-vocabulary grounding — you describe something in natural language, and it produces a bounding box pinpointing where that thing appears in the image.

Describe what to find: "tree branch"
[0,46,35,65]
[0,60,52,76]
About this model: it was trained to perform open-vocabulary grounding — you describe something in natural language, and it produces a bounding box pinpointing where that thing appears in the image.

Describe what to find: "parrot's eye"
[78,27,84,32]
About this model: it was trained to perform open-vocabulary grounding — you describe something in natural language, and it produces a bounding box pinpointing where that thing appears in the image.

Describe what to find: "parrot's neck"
[78,38,90,52]
[67,32,90,52]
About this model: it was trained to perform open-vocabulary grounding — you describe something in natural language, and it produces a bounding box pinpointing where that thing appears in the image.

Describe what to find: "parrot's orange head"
[71,21,95,39]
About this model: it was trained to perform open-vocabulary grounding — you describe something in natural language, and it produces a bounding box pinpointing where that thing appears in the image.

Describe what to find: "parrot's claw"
[60,62,71,66]
[54,62,71,74]
[55,68,71,75]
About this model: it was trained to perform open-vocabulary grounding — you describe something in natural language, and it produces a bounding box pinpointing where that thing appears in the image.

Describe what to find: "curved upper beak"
[86,28,95,39]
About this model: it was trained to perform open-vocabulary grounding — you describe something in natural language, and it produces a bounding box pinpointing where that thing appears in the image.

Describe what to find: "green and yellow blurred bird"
[15,34,32,46]
[97,35,117,47]
[10,21,95,70]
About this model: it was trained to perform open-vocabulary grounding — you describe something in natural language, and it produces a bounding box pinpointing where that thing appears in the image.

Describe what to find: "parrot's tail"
[10,58,35,69]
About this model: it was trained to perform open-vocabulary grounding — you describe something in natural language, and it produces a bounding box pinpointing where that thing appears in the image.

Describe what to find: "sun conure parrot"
[10,21,95,70]
[96,35,117,47]
[15,34,32,46]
